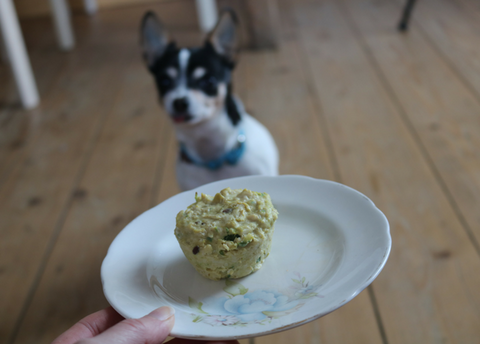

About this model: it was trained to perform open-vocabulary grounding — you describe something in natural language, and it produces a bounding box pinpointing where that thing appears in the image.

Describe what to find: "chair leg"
[195,0,218,33]
[398,0,417,32]
[83,0,98,16]
[48,0,75,51]
[0,0,39,109]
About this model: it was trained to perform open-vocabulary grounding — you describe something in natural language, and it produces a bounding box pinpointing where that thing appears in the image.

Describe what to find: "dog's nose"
[173,97,189,113]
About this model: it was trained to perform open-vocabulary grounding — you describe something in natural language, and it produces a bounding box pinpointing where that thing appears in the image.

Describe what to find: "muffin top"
[175,188,278,256]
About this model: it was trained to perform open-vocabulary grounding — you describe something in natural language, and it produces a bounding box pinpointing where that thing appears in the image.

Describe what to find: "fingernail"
[149,306,175,321]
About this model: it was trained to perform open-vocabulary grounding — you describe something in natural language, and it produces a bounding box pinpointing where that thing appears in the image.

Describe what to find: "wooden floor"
[1,0,480,343]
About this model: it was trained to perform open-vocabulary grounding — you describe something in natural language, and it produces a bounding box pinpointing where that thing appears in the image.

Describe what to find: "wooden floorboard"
[339,0,480,342]
[0,14,138,344]
[0,67,16,107]
[345,0,480,258]
[155,133,180,205]
[240,45,333,179]
[411,0,480,102]
[0,19,68,189]
[455,0,480,18]
[253,1,382,343]
[2,0,480,343]
[293,0,480,343]
[11,56,170,344]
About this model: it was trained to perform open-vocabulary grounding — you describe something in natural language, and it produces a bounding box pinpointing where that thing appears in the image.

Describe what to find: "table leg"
[48,0,75,51]
[0,0,39,109]
[83,0,98,15]
[398,0,418,32]
[195,0,218,33]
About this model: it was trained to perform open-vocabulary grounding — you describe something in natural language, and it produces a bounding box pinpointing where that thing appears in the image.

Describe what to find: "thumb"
[81,306,175,344]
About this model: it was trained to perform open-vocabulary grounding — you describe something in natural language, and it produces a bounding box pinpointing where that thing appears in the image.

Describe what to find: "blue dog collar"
[180,130,246,170]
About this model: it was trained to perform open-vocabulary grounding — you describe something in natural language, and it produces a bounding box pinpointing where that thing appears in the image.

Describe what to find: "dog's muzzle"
[171,97,192,123]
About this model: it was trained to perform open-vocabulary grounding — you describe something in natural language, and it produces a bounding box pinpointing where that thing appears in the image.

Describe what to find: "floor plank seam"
[149,127,173,207]
[338,0,480,261]
[0,140,23,193]
[452,0,480,30]
[286,4,343,184]
[334,2,392,342]
[296,45,343,183]
[4,1,480,341]
[6,54,137,344]
[409,1,480,110]
[290,1,389,341]
[0,108,18,191]
[0,52,70,194]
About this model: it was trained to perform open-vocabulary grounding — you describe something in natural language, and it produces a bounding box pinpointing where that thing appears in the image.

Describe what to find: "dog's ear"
[141,11,170,68]
[206,9,239,65]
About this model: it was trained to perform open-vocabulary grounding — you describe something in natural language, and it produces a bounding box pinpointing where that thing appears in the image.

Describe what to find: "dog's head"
[141,10,239,125]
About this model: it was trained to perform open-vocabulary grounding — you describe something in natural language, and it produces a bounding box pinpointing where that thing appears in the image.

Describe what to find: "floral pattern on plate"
[189,273,322,326]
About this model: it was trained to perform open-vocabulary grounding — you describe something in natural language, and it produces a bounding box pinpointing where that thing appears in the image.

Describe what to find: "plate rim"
[101,175,392,339]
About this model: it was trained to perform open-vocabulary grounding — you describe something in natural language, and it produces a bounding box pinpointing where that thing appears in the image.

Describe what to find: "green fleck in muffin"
[174,187,278,280]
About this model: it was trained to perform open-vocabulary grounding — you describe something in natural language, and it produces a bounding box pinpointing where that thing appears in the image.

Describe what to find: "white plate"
[101,175,391,340]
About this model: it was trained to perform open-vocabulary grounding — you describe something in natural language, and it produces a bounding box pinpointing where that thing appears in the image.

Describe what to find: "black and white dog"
[141,10,278,191]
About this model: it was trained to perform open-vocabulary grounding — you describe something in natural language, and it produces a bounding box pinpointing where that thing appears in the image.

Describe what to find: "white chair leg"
[83,0,98,15]
[0,0,39,109]
[195,0,218,32]
[48,0,75,51]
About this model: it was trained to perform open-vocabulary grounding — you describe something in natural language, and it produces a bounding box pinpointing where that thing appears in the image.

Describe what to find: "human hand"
[52,306,239,344]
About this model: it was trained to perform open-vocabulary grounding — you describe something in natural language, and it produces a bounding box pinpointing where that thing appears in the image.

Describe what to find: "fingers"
[52,307,124,344]
[79,306,175,344]
[167,339,240,344]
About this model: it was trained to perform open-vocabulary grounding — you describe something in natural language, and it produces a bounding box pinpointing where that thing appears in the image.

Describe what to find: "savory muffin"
[174,187,278,280]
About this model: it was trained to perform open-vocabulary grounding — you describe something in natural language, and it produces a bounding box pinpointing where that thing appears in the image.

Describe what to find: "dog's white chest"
[175,114,278,191]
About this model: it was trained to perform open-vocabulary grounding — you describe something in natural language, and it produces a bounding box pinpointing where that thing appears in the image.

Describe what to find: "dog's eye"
[159,76,172,88]
[199,76,217,93]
